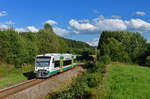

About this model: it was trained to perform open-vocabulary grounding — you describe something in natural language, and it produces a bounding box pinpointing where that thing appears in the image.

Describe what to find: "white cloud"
[53,27,69,36]
[27,26,39,32]
[125,19,150,32]
[69,16,150,34]
[45,20,57,25]
[87,38,99,46]
[5,20,15,25]
[73,30,80,34]
[0,24,8,30]
[136,11,146,16]
[43,20,69,36]
[15,26,39,33]
[0,11,7,17]
[112,15,121,18]
[0,21,39,33]
[15,28,27,32]
[78,20,89,23]
[69,19,97,34]
[94,18,127,31]
[93,15,104,22]
[86,42,92,46]
[92,38,99,42]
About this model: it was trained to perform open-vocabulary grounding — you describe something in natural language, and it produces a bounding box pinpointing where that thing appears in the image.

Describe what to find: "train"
[34,53,77,78]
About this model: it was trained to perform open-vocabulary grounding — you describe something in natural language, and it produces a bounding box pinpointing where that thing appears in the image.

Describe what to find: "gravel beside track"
[0,65,83,99]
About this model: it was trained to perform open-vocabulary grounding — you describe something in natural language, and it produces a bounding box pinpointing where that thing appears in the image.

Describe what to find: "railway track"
[0,78,44,98]
[0,64,84,99]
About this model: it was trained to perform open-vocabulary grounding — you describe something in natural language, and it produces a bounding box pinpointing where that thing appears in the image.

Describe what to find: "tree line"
[0,23,94,67]
[49,31,150,99]
[97,31,150,66]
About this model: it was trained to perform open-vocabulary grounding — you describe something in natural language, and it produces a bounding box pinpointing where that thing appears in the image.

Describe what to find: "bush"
[99,55,111,65]
[86,72,99,88]
[50,59,107,99]
[146,56,150,66]
[51,61,106,99]
[51,75,90,99]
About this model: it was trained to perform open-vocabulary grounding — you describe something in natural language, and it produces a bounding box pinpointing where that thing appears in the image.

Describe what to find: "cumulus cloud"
[94,18,127,31]
[78,19,89,23]
[112,15,121,18]
[53,27,69,36]
[86,42,92,46]
[43,19,69,36]
[125,19,150,32]
[5,20,15,25]
[45,20,57,25]
[93,15,104,21]
[69,16,150,34]
[69,19,97,34]
[15,26,39,33]
[0,20,39,33]
[87,38,99,46]
[15,28,27,32]
[27,26,39,32]
[136,11,146,16]
[92,38,99,41]
[0,11,7,17]
[0,24,8,30]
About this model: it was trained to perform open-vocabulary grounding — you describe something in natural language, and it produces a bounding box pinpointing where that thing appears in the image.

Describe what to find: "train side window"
[74,59,76,63]
[54,61,60,68]
[64,60,72,66]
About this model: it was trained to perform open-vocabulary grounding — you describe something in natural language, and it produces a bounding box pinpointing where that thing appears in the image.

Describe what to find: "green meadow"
[100,63,150,99]
[0,63,34,88]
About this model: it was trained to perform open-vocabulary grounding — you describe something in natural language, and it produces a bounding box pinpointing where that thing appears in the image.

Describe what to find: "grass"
[98,63,150,99]
[0,62,35,88]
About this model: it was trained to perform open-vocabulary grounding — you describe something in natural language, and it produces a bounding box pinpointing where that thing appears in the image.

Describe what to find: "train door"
[53,59,60,73]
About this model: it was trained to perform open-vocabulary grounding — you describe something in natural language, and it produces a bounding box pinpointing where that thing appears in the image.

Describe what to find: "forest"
[97,31,150,66]
[0,23,94,67]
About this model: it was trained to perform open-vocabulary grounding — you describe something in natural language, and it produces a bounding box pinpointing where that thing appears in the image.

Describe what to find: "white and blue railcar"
[34,53,76,78]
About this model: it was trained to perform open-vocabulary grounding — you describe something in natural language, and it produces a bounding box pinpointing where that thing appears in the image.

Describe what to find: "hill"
[0,23,94,88]
[0,23,94,67]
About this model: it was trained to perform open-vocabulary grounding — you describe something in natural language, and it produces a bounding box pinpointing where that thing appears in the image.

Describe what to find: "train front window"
[36,57,51,67]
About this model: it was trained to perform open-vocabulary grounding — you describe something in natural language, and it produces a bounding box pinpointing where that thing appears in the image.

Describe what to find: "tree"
[97,31,147,64]
[44,23,54,33]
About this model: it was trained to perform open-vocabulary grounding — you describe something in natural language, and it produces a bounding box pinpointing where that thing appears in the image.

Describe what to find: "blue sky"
[0,0,150,46]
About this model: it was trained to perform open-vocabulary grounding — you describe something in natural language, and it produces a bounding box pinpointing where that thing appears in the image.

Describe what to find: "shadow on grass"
[23,71,35,80]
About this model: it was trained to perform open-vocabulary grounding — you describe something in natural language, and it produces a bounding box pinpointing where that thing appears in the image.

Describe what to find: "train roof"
[36,53,76,60]
[37,53,74,56]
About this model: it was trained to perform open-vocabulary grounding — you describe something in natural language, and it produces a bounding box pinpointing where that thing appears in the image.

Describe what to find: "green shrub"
[51,75,90,99]
[99,55,111,65]
[146,56,150,66]
[86,72,99,88]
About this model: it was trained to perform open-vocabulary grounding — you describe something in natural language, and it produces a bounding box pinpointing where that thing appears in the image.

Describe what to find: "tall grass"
[0,63,35,88]
[101,63,150,99]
